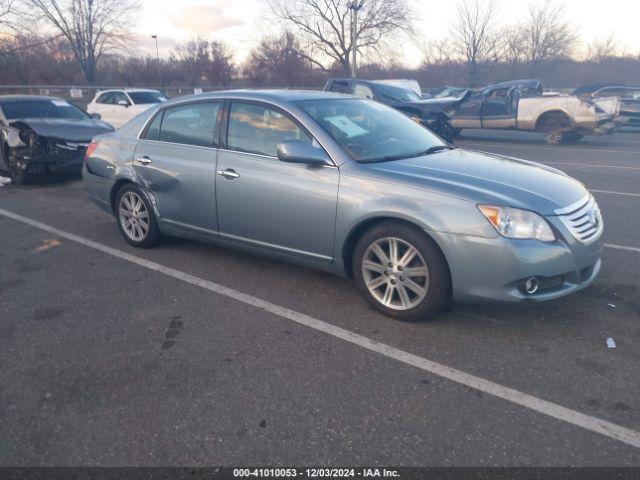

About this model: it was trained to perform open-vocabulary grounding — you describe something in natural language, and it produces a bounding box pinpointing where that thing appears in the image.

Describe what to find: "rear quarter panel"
[517,96,597,130]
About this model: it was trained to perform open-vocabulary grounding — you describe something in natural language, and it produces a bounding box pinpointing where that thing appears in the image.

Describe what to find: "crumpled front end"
[4,124,90,177]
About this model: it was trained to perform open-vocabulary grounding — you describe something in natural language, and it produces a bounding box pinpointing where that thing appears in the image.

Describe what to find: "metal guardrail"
[0,85,232,109]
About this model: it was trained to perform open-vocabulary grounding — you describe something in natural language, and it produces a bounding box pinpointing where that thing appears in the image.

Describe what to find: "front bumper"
[433,218,603,303]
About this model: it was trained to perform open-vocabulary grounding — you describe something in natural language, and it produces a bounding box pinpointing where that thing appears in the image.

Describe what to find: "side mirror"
[91,112,102,120]
[117,100,130,107]
[276,140,331,166]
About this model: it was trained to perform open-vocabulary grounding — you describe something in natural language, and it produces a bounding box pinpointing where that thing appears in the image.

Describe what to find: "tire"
[115,184,162,248]
[353,221,451,322]
[560,133,584,143]
[9,163,31,185]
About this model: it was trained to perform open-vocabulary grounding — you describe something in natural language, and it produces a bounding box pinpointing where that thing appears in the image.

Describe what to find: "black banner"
[1,468,640,480]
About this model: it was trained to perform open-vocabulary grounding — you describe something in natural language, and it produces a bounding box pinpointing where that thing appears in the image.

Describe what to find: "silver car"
[83,90,604,321]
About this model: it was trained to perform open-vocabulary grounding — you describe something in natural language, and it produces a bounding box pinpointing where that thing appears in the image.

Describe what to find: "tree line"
[0,0,638,90]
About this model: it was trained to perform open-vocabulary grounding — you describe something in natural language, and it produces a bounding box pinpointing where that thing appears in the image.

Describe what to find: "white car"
[87,89,167,128]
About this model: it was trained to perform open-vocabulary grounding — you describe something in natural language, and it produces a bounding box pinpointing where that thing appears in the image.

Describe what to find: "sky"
[135,0,640,66]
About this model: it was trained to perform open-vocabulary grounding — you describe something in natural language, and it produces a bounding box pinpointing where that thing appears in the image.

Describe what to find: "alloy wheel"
[118,191,150,242]
[361,237,430,311]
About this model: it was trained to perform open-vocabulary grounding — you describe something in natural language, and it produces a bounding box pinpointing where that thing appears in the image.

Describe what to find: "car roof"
[481,79,542,91]
[0,95,67,102]
[572,84,640,95]
[164,89,353,106]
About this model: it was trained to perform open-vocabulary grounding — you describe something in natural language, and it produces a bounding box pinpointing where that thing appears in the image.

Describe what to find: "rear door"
[133,101,222,234]
[215,100,339,261]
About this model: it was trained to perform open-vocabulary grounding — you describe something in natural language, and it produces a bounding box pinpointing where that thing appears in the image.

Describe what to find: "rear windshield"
[0,99,89,120]
[128,91,167,105]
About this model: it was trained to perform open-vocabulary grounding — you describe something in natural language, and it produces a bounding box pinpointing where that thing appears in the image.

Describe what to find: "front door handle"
[135,156,152,165]
[217,169,240,179]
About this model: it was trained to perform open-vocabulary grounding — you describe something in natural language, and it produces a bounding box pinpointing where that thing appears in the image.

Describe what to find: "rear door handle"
[217,169,240,179]
[135,156,152,165]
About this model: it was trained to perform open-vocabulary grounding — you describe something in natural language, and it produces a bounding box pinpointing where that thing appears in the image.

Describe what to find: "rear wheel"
[115,184,161,248]
[536,111,573,145]
[353,222,451,321]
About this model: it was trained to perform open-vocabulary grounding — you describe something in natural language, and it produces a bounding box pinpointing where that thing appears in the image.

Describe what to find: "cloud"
[173,4,244,35]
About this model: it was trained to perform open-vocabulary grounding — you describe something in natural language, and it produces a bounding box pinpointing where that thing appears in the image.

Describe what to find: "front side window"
[97,92,114,104]
[113,92,130,105]
[353,84,374,100]
[297,98,445,162]
[158,102,220,147]
[227,102,312,157]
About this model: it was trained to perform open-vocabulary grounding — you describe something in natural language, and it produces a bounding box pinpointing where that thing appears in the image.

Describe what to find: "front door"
[216,100,339,261]
[481,87,517,129]
[450,91,482,128]
[133,101,222,234]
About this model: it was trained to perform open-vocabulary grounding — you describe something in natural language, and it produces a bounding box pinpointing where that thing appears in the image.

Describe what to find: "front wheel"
[115,184,162,248]
[353,222,451,321]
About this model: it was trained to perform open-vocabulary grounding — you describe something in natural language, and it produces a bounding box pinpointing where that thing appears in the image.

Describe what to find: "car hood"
[364,148,587,215]
[400,97,464,113]
[10,117,114,141]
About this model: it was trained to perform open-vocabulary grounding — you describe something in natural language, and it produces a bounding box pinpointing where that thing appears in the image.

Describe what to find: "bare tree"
[19,0,139,84]
[268,0,412,75]
[518,0,578,75]
[450,0,501,87]
[586,34,621,62]
[174,39,235,86]
[0,0,13,27]
[243,31,313,86]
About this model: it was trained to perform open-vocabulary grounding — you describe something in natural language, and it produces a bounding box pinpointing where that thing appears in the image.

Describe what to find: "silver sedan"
[83,90,603,321]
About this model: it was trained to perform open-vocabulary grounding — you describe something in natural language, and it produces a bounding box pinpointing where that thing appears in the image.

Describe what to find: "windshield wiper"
[360,145,457,163]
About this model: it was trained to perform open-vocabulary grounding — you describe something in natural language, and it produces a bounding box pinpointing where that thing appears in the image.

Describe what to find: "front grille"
[555,194,603,243]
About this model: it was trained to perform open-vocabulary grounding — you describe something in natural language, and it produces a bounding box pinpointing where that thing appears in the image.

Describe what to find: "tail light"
[84,141,98,161]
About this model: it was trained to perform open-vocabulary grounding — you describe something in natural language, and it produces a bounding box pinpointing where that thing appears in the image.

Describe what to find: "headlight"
[478,205,555,242]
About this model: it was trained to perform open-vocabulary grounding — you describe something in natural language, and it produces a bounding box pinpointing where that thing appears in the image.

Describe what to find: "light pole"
[348,1,364,79]
[151,34,161,87]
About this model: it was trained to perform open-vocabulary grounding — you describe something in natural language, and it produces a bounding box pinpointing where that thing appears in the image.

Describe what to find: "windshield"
[128,91,167,105]
[296,98,446,162]
[374,83,421,102]
[0,99,89,121]
[433,86,468,98]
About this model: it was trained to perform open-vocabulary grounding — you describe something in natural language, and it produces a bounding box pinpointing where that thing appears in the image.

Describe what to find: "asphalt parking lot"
[1,129,639,466]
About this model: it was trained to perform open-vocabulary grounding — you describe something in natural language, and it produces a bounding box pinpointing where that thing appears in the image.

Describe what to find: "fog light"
[524,277,539,295]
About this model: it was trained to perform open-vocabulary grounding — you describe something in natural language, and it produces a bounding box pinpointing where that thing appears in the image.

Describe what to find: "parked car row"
[324,78,631,144]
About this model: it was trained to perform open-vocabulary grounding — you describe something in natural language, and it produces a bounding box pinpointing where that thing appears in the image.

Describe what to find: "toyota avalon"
[83,90,603,321]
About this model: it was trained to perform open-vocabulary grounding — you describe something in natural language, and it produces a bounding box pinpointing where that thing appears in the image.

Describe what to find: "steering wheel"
[360,133,400,158]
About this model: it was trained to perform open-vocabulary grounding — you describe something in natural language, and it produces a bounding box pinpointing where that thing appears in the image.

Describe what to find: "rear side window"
[143,111,163,141]
[227,101,312,157]
[157,102,220,147]
[97,92,114,104]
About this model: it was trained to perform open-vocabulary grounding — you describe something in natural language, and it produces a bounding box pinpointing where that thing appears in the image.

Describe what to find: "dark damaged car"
[323,78,462,141]
[573,84,640,128]
[0,95,114,184]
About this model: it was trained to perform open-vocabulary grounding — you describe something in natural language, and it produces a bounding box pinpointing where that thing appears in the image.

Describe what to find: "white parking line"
[1,206,640,450]
[592,190,640,198]
[540,162,640,171]
[605,243,640,253]
[459,141,640,156]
